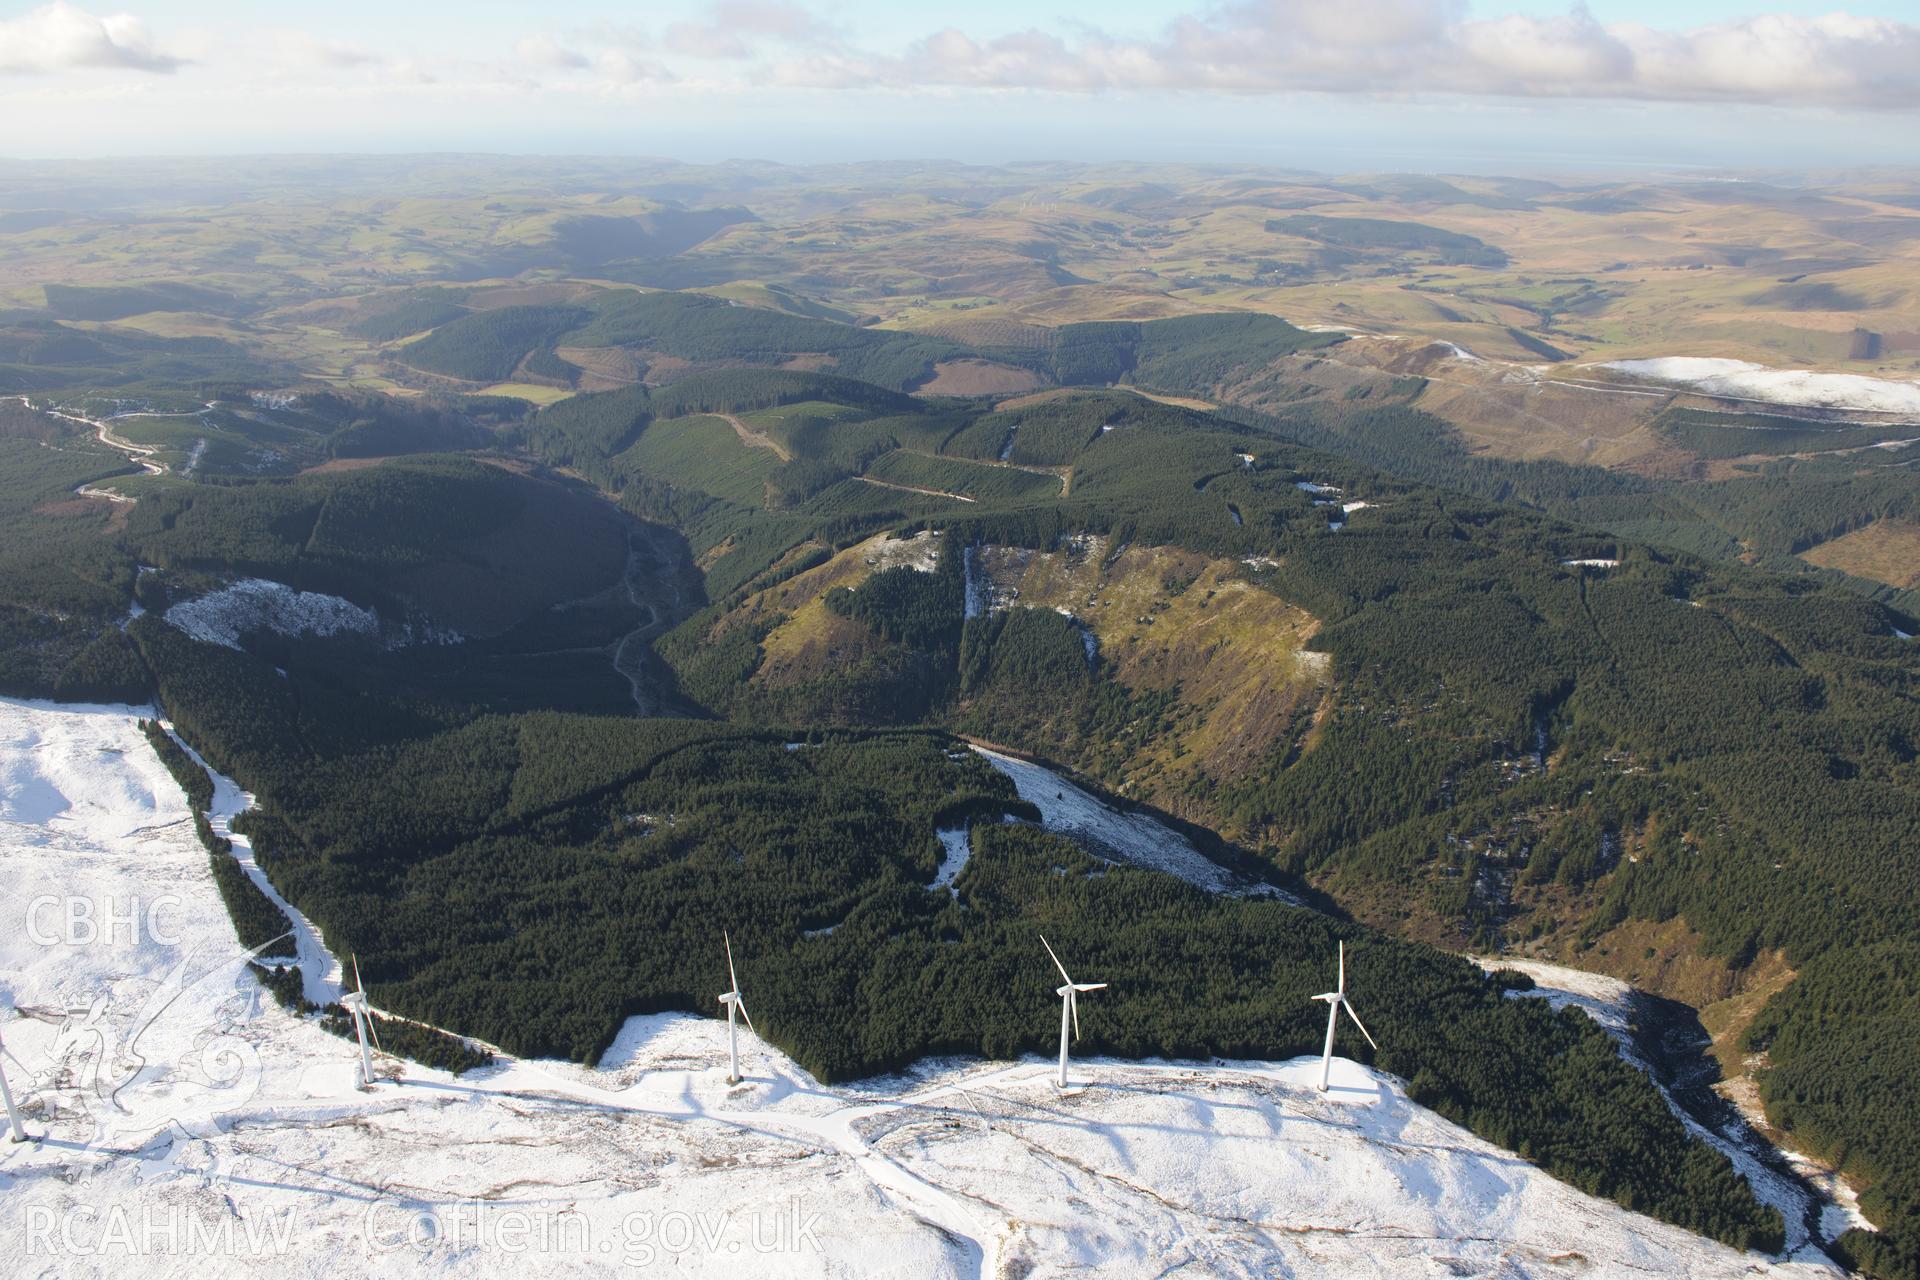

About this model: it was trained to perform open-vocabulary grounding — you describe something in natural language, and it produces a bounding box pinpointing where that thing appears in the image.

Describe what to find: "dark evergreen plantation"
[7,298,1920,1272]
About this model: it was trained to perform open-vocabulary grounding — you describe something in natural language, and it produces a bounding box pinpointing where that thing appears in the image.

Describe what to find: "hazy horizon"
[3,1,1917,171]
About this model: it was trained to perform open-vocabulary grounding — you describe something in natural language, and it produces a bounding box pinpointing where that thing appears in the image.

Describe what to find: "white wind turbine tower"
[1311,940,1377,1092]
[341,955,382,1090]
[1040,934,1106,1089]
[717,932,755,1085]
[0,1023,32,1142]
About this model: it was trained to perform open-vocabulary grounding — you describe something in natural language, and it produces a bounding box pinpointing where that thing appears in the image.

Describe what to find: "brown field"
[464,281,604,309]
[914,359,1043,396]
[554,345,645,389]
[1799,518,1920,588]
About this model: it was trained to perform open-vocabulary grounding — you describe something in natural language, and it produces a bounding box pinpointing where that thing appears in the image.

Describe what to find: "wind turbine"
[340,955,382,1089]
[1311,940,1377,1092]
[1040,934,1106,1089]
[0,1023,32,1142]
[718,932,754,1085]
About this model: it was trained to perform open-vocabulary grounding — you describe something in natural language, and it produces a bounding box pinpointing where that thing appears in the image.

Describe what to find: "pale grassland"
[475,382,575,405]
[1799,519,1920,589]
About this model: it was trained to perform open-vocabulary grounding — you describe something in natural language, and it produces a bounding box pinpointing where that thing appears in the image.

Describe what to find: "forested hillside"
[7,284,1920,1273]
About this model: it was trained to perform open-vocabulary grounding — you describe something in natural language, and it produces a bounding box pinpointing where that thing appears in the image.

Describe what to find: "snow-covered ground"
[861,529,941,574]
[962,545,989,620]
[0,698,1836,1277]
[971,746,1292,900]
[1479,957,1858,1269]
[1598,358,1920,415]
[931,826,972,894]
[162,727,341,1006]
[165,579,460,652]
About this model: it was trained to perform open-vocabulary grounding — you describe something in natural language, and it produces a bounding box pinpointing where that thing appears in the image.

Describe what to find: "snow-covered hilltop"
[0,698,1833,1277]
[1597,358,1920,416]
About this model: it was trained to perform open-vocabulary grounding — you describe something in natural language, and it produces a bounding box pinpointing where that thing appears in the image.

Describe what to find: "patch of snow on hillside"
[165,579,460,651]
[1478,958,1634,1040]
[1607,357,1761,381]
[1480,957,1851,1266]
[963,544,988,619]
[1049,608,1098,663]
[1600,359,1920,415]
[162,724,343,1004]
[864,529,941,574]
[0,699,1837,1279]
[931,826,971,894]
[1562,558,1621,568]
[973,747,1290,901]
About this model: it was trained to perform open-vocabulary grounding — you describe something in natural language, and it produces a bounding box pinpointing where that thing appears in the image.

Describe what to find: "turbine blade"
[1343,1001,1379,1052]
[1039,933,1072,987]
[726,931,738,994]
[1337,941,1345,995]
[353,953,364,998]
[1076,983,1107,992]
[1071,991,1081,1041]
[739,998,755,1038]
[368,1010,383,1056]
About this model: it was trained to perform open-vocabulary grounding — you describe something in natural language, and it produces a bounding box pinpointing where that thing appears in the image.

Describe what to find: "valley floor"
[0,697,1839,1278]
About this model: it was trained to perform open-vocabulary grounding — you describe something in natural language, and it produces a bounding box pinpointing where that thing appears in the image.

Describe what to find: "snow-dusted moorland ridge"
[1597,358,1920,416]
[0,697,1834,1278]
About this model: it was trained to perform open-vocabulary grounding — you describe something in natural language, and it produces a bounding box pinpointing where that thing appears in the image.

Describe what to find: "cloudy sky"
[2,0,1916,171]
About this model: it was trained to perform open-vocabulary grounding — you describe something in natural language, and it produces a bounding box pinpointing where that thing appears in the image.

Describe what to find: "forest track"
[857,476,978,503]
[611,521,700,715]
[715,412,790,462]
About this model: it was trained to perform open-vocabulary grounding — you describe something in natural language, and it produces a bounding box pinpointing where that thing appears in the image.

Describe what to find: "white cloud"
[593,49,675,86]
[0,1,183,74]
[273,31,381,70]
[665,1,834,61]
[770,2,1920,110]
[514,34,590,72]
